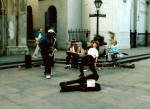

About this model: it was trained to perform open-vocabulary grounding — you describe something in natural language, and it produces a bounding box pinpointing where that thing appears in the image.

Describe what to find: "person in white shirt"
[32,28,43,58]
[79,41,99,77]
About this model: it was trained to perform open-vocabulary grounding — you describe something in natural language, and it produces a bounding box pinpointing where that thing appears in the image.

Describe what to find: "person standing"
[79,41,99,77]
[32,28,43,58]
[39,29,56,79]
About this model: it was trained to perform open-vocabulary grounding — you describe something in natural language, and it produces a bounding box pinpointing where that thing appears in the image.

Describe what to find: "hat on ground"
[48,29,55,33]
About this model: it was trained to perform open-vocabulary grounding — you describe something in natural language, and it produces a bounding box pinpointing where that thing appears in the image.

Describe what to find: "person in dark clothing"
[65,40,81,68]
[39,29,56,79]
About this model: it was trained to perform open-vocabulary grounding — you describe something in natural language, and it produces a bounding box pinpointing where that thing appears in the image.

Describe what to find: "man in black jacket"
[39,29,56,79]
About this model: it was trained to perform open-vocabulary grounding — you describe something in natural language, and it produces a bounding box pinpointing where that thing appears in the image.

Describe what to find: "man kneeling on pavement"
[79,41,99,77]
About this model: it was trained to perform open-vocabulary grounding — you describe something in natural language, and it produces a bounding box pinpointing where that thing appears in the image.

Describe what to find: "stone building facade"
[0,0,28,56]
[28,0,150,49]
[0,0,150,56]
[83,0,150,48]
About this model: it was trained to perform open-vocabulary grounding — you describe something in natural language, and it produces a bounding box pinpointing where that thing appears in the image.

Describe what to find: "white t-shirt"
[35,33,42,44]
[88,48,99,58]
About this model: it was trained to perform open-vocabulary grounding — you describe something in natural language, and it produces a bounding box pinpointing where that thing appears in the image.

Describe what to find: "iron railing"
[68,29,90,42]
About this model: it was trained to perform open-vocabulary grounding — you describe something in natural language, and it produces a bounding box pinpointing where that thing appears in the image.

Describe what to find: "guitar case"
[59,74,101,92]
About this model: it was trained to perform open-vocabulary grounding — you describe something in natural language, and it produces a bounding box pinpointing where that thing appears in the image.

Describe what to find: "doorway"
[130,0,148,47]
[136,0,147,46]
[45,6,57,34]
[27,6,33,40]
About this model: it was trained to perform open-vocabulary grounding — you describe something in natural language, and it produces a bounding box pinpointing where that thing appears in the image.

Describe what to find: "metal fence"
[68,29,90,42]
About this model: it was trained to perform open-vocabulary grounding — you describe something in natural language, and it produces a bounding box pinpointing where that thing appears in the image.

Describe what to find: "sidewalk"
[0,47,150,64]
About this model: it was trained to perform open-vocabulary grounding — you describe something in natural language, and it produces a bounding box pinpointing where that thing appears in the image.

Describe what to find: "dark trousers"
[80,55,97,76]
[66,52,79,68]
[41,50,53,75]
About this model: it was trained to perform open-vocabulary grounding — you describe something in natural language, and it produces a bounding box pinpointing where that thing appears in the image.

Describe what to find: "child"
[110,40,119,54]
[79,41,99,77]
[109,40,119,61]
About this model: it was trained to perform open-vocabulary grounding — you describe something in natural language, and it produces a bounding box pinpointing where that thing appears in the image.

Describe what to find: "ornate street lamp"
[94,0,102,9]
[94,0,103,37]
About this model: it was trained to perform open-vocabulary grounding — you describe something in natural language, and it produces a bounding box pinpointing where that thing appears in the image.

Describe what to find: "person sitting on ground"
[65,40,81,68]
[79,41,99,77]
[109,40,119,60]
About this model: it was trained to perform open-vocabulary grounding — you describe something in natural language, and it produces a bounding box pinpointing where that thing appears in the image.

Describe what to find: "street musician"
[39,29,56,79]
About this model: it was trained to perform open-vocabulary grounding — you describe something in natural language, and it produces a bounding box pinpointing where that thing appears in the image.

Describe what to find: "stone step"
[118,54,150,63]
[0,54,150,70]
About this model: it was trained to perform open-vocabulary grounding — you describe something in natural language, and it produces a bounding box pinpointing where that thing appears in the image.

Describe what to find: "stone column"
[0,0,7,55]
[7,0,28,56]
[0,9,7,55]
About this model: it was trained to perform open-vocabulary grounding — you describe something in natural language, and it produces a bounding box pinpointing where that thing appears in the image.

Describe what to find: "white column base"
[7,46,29,56]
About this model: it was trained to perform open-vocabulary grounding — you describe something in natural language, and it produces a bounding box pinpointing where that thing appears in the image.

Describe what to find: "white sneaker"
[83,69,87,72]
[98,67,102,71]
[50,73,54,76]
[32,55,38,58]
[46,75,51,79]
[66,64,71,67]
[65,64,71,69]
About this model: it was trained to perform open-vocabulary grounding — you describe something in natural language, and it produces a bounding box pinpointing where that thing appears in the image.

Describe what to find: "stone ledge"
[7,46,29,56]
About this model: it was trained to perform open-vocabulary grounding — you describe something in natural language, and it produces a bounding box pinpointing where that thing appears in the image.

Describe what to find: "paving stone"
[0,85,19,96]
[0,99,25,109]
[6,93,40,105]
[0,59,150,109]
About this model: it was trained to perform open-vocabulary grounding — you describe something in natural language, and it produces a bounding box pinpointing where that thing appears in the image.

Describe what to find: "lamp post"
[94,0,102,37]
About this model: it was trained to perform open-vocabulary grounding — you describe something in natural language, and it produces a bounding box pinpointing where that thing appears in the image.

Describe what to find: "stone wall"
[0,0,7,55]
[27,0,38,30]
[6,0,28,56]
[116,0,131,48]
[38,0,68,49]
[67,0,82,29]
[82,0,118,46]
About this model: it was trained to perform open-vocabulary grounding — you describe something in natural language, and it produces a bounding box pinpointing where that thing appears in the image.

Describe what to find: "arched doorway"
[45,6,57,33]
[27,6,33,40]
